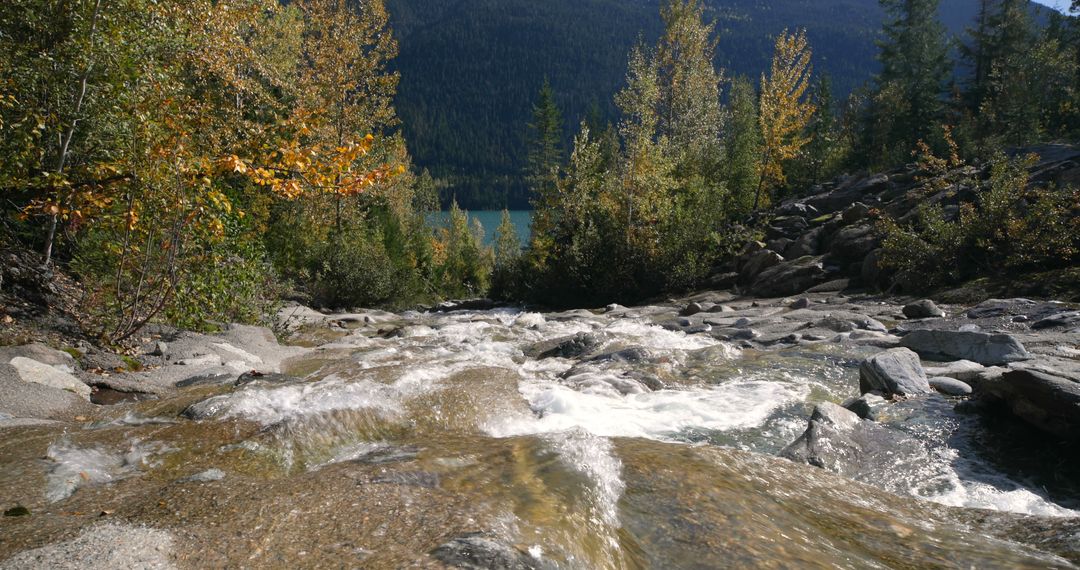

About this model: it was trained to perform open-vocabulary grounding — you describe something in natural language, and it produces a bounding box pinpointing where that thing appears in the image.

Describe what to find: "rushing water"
[1,304,1078,568]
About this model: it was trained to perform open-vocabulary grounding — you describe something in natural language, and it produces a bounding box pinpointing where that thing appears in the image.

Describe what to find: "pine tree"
[757,29,815,210]
[804,75,839,186]
[868,0,950,163]
[724,76,762,217]
[525,78,564,201]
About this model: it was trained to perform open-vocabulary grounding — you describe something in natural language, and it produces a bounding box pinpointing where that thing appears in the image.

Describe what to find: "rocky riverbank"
[0,290,1078,567]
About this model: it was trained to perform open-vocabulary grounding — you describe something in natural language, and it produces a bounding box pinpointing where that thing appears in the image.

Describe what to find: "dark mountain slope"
[385,0,1053,209]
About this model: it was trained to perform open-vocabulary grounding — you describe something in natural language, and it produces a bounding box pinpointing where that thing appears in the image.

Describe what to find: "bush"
[878,152,1080,292]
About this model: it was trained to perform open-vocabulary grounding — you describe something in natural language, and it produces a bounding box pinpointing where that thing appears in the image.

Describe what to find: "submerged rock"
[524,333,600,360]
[843,393,888,420]
[431,534,543,570]
[781,402,925,479]
[899,329,1030,366]
[858,348,931,397]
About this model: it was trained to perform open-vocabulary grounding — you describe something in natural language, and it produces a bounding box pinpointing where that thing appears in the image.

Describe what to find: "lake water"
[428,210,533,248]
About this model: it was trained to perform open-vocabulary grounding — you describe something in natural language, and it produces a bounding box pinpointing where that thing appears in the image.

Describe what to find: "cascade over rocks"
[781,402,926,480]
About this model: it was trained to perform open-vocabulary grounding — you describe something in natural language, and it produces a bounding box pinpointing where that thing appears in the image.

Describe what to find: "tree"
[525,78,564,240]
[803,75,840,185]
[724,76,762,217]
[867,0,950,164]
[757,29,815,209]
[656,0,725,183]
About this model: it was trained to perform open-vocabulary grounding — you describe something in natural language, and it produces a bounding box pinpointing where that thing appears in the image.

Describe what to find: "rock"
[175,468,226,483]
[435,298,497,312]
[175,373,234,388]
[828,224,878,261]
[958,324,982,333]
[0,523,176,570]
[806,279,850,293]
[0,344,78,372]
[706,272,738,289]
[924,360,986,382]
[928,377,973,396]
[680,302,707,317]
[431,533,544,570]
[235,371,299,387]
[8,357,91,400]
[781,402,926,479]
[841,202,871,224]
[899,329,1030,366]
[739,250,783,283]
[790,297,811,310]
[982,368,1080,439]
[966,299,1025,319]
[903,300,945,319]
[843,393,888,420]
[750,256,828,297]
[585,347,652,364]
[815,312,888,334]
[766,238,793,255]
[1032,311,1080,330]
[785,227,822,258]
[861,249,886,290]
[858,348,930,397]
[524,333,600,360]
[177,354,222,367]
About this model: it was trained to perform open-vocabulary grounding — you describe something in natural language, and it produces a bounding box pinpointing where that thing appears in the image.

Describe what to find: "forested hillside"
[385,0,1053,209]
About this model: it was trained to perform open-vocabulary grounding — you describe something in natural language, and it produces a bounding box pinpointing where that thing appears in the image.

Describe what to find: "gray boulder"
[740,250,783,283]
[928,377,973,396]
[899,329,1030,366]
[903,300,945,319]
[750,256,828,297]
[828,224,879,261]
[8,357,91,400]
[858,348,931,397]
[785,227,822,258]
[1032,311,1080,330]
[924,360,986,382]
[982,368,1080,439]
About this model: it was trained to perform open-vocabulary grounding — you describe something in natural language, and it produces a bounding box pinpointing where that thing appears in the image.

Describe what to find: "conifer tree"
[867,0,950,163]
[525,78,564,200]
[804,75,839,185]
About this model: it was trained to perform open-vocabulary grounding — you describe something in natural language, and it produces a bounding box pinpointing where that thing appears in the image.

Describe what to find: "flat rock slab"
[899,329,1030,366]
[8,357,91,400]
[859,348,930,397]
[0,523,177,570]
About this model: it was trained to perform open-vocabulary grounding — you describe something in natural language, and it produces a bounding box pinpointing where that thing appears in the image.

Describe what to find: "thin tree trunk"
[44,0,104,265]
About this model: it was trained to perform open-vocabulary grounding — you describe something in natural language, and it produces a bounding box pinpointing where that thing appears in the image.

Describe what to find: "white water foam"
[46,439,169,502]
[489,379,807,440]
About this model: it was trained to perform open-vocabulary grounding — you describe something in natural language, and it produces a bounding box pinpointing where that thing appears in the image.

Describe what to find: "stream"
[1,302,1078,568]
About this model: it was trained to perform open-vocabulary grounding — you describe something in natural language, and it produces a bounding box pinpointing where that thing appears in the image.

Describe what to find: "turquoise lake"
[428,210,533,248]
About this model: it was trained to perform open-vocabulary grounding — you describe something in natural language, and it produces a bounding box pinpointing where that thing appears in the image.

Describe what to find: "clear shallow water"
[2,305,1079,567]
[427,209,533,247]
